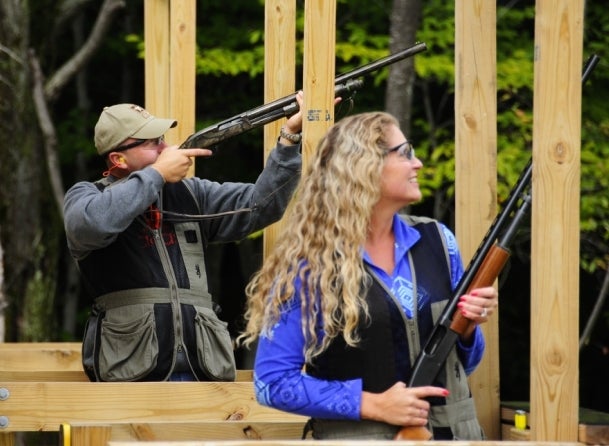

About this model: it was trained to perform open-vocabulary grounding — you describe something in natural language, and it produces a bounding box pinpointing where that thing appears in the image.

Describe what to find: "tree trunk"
[0,234,5,342]
[1,0,125,342]
[0,1,59,341]
[385,0,422,136]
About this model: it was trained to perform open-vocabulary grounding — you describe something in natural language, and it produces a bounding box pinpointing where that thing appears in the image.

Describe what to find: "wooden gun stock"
[450,244,510,338]
[394,425,434,441]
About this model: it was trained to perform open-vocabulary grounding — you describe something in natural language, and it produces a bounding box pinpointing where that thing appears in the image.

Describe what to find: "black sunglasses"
[114,135,164,152]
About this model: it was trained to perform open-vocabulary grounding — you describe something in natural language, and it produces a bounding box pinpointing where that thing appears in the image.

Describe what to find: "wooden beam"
[301,0,336,159]
[454,0,499,440]
[0,381,305,432]
[0,342,253,382]
[67,421,306,442]
[103,421,305,441]
[168,0,196,148]
[144,0,170,118]
[530,0,584,441]
[144,0,196,175]
[0,342,82,371]
[107,441,582,446]
[263,0,296,257]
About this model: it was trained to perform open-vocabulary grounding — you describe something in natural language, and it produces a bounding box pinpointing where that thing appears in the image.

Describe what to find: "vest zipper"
[151,218,185,379]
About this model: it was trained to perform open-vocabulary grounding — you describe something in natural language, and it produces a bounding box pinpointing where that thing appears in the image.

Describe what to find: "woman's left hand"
[457,286,498,323]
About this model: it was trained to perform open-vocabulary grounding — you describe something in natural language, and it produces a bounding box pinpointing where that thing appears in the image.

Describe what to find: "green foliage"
[416,3,455,84]
[410,1,609,278]
[197,47,266,77]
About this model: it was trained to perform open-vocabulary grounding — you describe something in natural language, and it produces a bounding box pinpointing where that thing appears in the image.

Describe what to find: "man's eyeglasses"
[114,135,164,152]
[385,141,415,160]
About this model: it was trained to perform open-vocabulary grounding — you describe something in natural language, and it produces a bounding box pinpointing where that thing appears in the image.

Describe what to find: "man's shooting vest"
[305,216,484,440]
[80,179,235,382]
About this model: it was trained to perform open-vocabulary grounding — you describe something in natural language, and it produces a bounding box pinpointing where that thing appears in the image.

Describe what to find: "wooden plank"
[144,0,170,117]
[262,0,296,257]
[578,424,609,445]
[95,421,305,441]
[0,381,305,432]
[107,441,583,446]
[505,427,532,441]
[301,0,336,158]
[0,370,88,382]
[0,342,253,381]
[235,369,253,381]
[454,0,499,440]
[530,0,584,441]
[0,369,251,382]
[168,0,196,179]
[70,424,112,446]
[0,342,82,371]
[145,0,195,174]
[0,342,81,352]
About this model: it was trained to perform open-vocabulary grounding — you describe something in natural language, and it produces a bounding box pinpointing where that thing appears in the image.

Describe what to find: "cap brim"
[132,118,177,139]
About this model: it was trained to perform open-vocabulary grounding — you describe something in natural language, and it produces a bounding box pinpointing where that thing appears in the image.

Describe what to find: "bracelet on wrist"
[280,126,302,144]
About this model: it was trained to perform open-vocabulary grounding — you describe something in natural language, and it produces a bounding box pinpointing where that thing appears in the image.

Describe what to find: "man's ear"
[108,152,126,166]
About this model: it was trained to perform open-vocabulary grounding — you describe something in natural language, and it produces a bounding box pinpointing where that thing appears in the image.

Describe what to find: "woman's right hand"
[360,381,449,426]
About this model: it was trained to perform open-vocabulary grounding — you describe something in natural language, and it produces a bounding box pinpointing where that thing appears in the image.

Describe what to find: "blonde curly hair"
[239,111,399,363]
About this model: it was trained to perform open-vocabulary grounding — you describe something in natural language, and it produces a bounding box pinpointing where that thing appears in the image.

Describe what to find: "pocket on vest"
[82,313,99,381]
[194,306,236,380]
[450,417,485,440]
[98,307,159,381]
[431,397,485,441]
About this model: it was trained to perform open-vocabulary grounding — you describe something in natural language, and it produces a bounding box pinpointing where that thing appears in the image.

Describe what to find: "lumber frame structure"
[28,0,582,443]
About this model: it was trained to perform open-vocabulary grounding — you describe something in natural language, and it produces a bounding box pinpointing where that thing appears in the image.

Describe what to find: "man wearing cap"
[64,100,304,382]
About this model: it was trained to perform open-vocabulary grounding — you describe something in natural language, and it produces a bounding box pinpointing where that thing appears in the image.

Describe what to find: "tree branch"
[27,0,126,217]
[44,0,126,101]
[29,49,65,219]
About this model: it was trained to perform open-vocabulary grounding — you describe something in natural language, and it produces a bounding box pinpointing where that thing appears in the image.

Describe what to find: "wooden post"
[301,0,336,160]
[530,0,583,441]
[168,1,196,149]
[263,0,297,257]
[454,0,499,439]
[69,425,111,446]
[144,1,170,117]
[144,0,196,175]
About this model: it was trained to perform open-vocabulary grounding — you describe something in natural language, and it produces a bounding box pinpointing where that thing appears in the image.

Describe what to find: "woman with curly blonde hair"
[239,111,498,440]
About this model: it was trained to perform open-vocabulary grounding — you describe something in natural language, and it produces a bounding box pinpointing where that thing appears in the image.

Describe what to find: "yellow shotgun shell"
[514,410,527,430]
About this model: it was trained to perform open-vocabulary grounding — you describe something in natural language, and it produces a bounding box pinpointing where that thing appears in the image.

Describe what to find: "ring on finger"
[480,307,488,318]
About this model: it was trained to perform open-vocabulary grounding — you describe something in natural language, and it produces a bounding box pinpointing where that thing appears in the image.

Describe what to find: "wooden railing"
[107,442,579,446]
[0,342,252,382]
[0,342,303,445]
[1,343,606,446]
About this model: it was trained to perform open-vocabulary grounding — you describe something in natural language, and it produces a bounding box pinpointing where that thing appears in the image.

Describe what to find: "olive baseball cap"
[94,103,177,155]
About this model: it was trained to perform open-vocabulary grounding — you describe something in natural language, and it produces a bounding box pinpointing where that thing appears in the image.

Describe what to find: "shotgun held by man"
[179,42,428,150]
